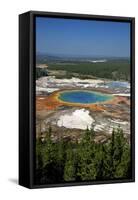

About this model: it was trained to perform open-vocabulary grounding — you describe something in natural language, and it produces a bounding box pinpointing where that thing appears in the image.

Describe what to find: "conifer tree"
[64,144,76,181]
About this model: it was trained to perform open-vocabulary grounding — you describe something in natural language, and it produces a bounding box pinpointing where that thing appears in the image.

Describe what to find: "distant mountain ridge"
[36,53,130,64]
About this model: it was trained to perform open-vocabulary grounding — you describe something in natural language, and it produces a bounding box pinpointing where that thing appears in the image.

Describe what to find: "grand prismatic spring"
[58,90,113,104]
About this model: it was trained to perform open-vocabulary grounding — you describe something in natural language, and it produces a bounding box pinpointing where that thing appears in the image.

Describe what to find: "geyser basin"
[58,90,113,104]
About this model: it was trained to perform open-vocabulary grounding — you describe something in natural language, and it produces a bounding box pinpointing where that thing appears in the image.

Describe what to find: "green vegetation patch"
[35,127,131,185]
[36,68,48,79]
[48,61,130,81]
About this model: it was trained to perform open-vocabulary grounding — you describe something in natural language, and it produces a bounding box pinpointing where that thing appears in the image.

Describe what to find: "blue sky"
[36,17,130,57]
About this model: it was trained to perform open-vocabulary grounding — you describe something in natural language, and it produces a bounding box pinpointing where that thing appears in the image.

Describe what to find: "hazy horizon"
[36,51,130,59]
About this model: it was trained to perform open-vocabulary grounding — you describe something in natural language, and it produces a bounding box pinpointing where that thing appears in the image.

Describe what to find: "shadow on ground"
[8,178,18,185]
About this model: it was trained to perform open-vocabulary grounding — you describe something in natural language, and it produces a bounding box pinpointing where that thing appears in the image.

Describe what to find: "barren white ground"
[57,109,94,130]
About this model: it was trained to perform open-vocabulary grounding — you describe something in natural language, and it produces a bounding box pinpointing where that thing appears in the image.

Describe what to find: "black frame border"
[20,11,135,189]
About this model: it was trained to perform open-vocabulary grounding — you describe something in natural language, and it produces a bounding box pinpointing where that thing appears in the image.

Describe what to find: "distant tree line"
[48,61,130,81]
[36,68,48,79]
[35,127,131,185]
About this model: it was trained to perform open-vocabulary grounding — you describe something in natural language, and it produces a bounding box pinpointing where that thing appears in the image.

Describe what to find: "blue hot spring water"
[107,81,130,88]
[58,90,113,104]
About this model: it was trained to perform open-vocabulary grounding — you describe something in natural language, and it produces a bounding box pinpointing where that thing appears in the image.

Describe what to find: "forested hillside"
[35,127,131,185]
[48,61,130,81]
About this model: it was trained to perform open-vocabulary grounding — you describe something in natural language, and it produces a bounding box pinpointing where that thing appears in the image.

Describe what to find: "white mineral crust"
[57,109,94,130]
